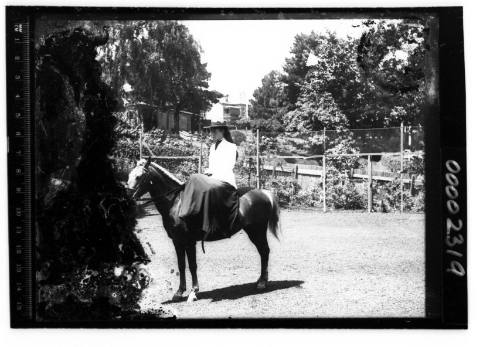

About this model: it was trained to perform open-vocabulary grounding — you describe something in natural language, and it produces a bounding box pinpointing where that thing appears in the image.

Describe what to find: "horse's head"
[127,157,152,199]
[128,157,183,200]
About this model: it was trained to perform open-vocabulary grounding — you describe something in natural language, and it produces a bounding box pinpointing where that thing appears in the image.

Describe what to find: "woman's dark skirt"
[178,173,239,240]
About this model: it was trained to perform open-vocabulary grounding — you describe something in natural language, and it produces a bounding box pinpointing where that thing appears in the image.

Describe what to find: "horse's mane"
[150,162,183,186]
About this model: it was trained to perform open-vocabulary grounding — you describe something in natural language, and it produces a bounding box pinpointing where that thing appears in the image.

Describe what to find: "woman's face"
[211,128,224,141]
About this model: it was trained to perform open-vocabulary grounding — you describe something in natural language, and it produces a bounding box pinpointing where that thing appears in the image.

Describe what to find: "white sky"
[181,19,367,105]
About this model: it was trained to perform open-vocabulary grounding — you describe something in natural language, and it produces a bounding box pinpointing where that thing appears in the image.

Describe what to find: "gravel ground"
[135,208,425,319]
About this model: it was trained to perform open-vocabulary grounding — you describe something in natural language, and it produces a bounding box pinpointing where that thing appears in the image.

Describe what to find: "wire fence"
[129,124,424,213]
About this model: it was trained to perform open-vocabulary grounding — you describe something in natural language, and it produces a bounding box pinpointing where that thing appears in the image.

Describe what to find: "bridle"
[131,157,183,205]
[131,157,152,200]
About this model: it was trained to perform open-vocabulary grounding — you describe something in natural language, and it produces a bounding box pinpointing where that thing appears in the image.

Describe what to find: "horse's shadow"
[162,280,304,304]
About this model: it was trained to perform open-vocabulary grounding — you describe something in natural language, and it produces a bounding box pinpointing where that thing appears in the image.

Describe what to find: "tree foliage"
[249,71,287,120]
[248,20,428,132]
[35,28,148,320]
[99,21,222,131]
[281,31,324,107]
[243,71,288,131]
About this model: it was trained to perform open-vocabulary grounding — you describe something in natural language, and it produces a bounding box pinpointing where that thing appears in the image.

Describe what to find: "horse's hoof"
[187,290,198,303]
[171,291,184,302]
[256,280,267,290]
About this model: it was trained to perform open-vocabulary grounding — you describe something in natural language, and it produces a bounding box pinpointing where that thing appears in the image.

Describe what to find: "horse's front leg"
[186,242,199,302]
[172,242,186,302]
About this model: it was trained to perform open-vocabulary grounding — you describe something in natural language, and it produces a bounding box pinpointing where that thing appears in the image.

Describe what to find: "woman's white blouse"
[206,138,238,188]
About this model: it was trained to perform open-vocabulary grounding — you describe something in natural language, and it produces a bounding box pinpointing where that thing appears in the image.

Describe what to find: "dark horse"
[127,158,281,302]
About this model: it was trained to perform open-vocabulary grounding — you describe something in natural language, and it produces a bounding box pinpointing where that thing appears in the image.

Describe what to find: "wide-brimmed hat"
[203,121,231,129]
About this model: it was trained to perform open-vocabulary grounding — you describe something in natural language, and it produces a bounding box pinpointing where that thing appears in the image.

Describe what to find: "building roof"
[221,102,247,107]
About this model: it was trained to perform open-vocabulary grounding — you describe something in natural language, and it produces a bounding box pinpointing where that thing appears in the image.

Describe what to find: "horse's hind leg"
[186,242,199,302]
[245,224,270,290]
[172,242,187,301]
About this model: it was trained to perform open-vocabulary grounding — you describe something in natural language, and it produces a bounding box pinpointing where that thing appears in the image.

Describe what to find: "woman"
[205,121,238,188]
[178,121,240,240]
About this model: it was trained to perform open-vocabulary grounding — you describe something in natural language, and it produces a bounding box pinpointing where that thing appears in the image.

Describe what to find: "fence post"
[139,120,143,159]
[323,127,327,213]
[248,158,252,186]
[198,138,203,173]
[323,127,327,152]
[400,122,404,213]
[256,128,260,189]
[322,154,327,213]
[197,114,203,173]
[368,155,373,213]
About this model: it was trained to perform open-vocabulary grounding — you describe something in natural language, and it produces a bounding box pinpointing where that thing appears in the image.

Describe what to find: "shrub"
[112,129,200,181]
[230,130,247,146]
[38,262,150,321]
[373,179,425,212]
[292,184,323,208]
[36,28,148,321]
[411,191,425,212]
[326,182,367,210]
[264,177,302,207]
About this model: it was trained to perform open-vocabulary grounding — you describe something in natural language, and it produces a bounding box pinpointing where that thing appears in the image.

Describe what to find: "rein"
[143,185,184,206]
[132,166,183,206]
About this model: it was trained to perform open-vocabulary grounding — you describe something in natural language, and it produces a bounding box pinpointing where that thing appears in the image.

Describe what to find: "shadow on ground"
[162,280,304,304]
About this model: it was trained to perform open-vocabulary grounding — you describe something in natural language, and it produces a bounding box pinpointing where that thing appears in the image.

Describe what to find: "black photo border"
[6,6,467,329]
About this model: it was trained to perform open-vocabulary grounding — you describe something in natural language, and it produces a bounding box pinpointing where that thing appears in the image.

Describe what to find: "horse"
[127,158,281,302]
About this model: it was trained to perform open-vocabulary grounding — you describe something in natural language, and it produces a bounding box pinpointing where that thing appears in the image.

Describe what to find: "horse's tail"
[264,190,281,240]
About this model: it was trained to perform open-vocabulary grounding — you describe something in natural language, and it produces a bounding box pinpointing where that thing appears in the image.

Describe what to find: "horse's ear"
[144,156,152,169]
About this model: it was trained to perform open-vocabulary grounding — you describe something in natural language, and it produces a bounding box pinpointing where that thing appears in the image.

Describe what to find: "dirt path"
[135,208,425,318]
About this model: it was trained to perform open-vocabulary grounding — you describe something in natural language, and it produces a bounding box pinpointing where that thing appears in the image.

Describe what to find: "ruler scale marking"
[9,18,33,324]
